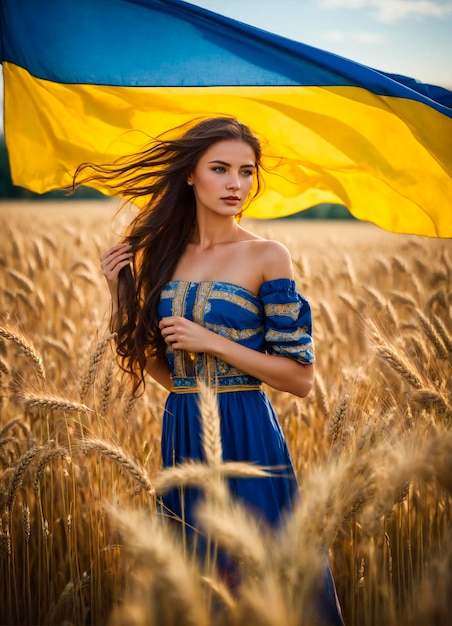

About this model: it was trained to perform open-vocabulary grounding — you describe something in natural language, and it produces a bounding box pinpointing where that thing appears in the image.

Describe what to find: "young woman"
[75,117,343,624]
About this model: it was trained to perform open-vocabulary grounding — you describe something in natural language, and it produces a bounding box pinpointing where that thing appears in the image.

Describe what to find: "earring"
[187,181,193,186]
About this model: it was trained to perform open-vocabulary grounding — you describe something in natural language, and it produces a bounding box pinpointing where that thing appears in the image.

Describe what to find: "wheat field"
[0,201,450,626]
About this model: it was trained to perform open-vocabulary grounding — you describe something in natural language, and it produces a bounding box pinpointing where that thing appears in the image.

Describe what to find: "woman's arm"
[160,241,314,398]
[159,317,313,397]
[159,239,315,398]
[145,355,173,391]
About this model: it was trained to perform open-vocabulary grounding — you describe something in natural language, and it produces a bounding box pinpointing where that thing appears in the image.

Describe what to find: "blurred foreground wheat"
[0,202,450,625]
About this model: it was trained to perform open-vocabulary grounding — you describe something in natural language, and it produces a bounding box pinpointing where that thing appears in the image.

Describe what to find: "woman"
[75,117,343,624]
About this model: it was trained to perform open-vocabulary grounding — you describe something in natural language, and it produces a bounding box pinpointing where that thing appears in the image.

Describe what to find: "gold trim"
[171,384,262,394]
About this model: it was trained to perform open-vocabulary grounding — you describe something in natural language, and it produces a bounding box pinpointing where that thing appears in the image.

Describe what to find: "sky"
[1,0,451,135]
[193,0,452,88]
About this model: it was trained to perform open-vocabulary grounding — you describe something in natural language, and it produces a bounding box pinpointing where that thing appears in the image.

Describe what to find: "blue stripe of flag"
[1,0,451,116]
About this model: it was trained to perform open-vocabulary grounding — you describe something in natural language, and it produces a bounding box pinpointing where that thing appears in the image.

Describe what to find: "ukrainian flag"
[1,0,451,236]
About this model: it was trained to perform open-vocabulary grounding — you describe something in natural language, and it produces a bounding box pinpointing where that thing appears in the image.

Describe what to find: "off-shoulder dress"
[157,278,343,624]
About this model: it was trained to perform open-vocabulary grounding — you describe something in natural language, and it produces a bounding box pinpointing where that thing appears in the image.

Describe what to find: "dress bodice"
[158,278,315,391]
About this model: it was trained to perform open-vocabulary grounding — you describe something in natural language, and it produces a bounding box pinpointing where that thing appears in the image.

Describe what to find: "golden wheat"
[80,437,155,495]
[197,381,223,468]
[0,325,46,381]
[0,207,450,626]
[78,333,117,401]
[13,390,92,414]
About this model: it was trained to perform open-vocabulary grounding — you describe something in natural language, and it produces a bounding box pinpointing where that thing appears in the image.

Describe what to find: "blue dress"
[158,278,343,624]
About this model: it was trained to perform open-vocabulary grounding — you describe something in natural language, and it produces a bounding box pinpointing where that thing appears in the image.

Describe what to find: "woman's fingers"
[159,317,210,352]
[100,244,133,280]
[160,317,182,345]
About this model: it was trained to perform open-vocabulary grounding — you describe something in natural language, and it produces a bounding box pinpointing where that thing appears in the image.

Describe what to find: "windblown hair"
[73,117,263,394]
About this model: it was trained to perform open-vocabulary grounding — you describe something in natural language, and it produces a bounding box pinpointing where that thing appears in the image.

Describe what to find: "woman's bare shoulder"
[238,231,294,281]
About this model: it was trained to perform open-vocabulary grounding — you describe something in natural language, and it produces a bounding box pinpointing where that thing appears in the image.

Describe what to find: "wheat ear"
[416,309,448,359]
[100,359,115,416]
[79,333,116,401]
[0,416,32,441]
[0,325,46,382]
[196,493,268,576]
[5,446,44,511]
[80,438,154,495]
[314,372,330,417]
[432,315,452,354]
[14,391,93,414]
[6,268,34,294]
[374,342,423,389]
[107,507,209,626]
[197,381,222,468]
[33,446,69,494]
[0,355,9,376]
[154,460,272,496]
[328,395,349,445]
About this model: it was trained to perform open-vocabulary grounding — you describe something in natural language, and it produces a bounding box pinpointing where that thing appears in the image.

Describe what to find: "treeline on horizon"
[0,136,355,220]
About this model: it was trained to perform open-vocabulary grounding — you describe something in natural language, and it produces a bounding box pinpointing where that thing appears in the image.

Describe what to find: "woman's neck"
[191,214,240,250]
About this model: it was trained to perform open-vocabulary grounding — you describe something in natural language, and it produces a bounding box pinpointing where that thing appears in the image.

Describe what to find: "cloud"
[324,30,346,41]
[323,30,386,43]
[320,0,452,22]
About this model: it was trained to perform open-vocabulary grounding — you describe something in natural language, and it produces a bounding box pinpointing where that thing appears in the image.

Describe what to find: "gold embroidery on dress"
[160,287,176,300]
[206,322,264,341]
[265,326,310,342]
[264,302,301,320]
[210,290,260,315]
[172,282,190,377]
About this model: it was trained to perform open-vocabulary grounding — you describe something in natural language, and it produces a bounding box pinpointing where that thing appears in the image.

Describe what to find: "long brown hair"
[73,117,263,393]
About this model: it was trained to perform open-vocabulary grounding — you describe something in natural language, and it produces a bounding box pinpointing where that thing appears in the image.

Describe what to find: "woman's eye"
[241,169,254,177]
[213,166,226,173]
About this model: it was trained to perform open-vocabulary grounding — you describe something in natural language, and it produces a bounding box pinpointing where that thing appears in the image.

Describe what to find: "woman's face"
[187,139,256,218]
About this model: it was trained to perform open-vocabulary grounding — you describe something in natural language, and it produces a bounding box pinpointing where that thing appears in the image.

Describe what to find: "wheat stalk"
[362,285,388,311]
[6,269,34,294]
[374,342,423,389]
[153,460,272,496]
[100,359,115,416]
[33,446,70,494]
[411,389,450,414]
[338,293,363,316]
[79,333,117,401]
[432,315,452,354]
[388,291,416,308]
[22,502,31,543]
[328,395,349,445]
[1,508,12,558]
[197,381,222,468]
[314,372,330,417]
[428,288,447,312]
[0,355,10,376]
[80,438,154,495]
[416,309,448,360]
[14,391,92,414]
[343,253,357,286]
[0,417,32,441]
[196,493,268,577]
[107,507,209,626]
[5,446,44,512]
[0,325,46,382]
[319,301,337,335]
[41,336,71,360]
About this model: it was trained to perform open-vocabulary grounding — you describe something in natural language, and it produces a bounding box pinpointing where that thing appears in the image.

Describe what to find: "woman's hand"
[159,316,214,354]
[159,316,314,398]
[100,243,133,299]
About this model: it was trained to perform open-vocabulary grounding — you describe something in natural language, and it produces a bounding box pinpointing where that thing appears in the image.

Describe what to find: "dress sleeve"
[259,278,315,365]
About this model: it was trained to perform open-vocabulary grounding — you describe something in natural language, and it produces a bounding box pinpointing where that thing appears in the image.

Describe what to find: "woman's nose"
[226,173,240,189]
